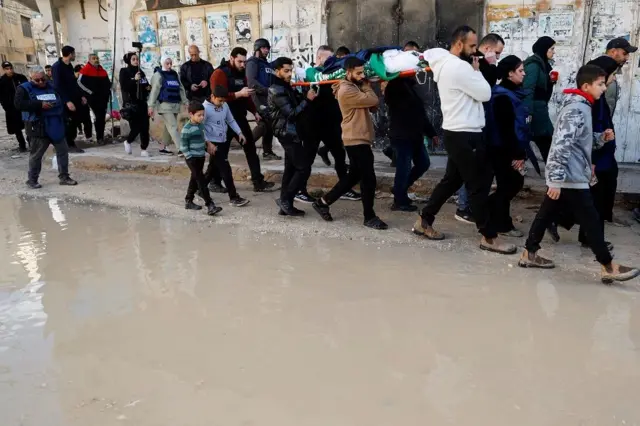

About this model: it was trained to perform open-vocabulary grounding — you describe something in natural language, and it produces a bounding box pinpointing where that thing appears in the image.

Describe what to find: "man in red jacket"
[77,54,111,144]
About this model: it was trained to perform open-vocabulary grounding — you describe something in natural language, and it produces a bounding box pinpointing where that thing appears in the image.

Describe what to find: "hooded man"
[246,38,281,160]
[411,25,516,255]
[0,61,28,152]
[208,47,275,193]
[180,45,215,102]
[77,53,112,143]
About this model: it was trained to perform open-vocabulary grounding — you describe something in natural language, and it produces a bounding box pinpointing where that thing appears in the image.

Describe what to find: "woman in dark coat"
[119,52,151,156]
[0,62,28,151]
[523,36,556,163]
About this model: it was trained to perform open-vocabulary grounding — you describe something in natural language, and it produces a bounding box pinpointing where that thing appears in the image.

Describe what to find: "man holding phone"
[180,45,215,102]
[15,66,77,188]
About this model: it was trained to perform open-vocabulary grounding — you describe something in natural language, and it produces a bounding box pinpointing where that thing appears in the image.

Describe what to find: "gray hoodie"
[203,100,242,143]
[546,91,601,189]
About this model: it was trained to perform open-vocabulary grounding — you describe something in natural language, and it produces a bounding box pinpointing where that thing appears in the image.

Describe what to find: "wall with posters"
[484,0,640,162]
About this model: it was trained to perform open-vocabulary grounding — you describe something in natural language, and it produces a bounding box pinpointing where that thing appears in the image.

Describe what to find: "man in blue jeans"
[383,77,436,211]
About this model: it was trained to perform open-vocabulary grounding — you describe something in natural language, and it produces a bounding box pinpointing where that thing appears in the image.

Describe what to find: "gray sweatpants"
[28,136,69,182]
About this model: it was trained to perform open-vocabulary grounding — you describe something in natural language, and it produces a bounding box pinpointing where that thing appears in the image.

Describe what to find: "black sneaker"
[185,201,202,210]
[390,203,418,212]
[364,216,388,230]
[312,200,333,221]
[295,192,316,204]
[262,152,282,161]
[340,190,361,201]
[68,146,85,154]
[208,183,228,193]
[159,148,174,155]
[207,204,223,216]
[276,199,305,216]
[454,208,474,224]
[19,146,28,153]
[26,180,42,189]
[230,196,250,207]
[318,146,331,166]
[59,176,78,186]
[254,180,276,192]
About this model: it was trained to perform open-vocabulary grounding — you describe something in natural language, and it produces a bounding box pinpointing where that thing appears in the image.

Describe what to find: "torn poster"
[185,17,204,46]
[538,13,574,40]
[158,11,179,29]
[234,13,252,43]
[207,12,230,48]
[159,28,181,46]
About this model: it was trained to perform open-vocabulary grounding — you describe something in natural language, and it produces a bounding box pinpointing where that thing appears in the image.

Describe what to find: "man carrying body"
[208,47,275,192]
[312,57,387,230]
[15,66,78,188]
[412,26,516,254]
[52,45,85,153]
[180,45,215,102]
[77,53,112,144]
[0,61,28,152]
[246,38,281,161]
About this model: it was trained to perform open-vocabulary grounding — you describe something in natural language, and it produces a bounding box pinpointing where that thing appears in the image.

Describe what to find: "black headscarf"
[532,36,556,72]
[587,56,619,80]
[123,52,138,69]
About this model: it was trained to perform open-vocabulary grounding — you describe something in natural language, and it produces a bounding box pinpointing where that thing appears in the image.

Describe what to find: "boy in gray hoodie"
[519,64,638,283]
[203,85,250,207]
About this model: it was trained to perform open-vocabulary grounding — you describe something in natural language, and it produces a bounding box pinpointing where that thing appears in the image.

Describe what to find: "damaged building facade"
[28,0,640,162]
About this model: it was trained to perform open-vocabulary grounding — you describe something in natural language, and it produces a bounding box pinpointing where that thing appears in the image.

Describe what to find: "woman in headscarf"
[577,55,620,249]
[523,36,556,163]
[486,55,529,237]
[148,56,187,155]
[119,52,151,157]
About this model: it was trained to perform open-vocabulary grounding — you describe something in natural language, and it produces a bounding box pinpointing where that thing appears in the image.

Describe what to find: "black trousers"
[488,148,524,233]
[280,136,311,204]
[533,135,552,163]
[205,142,238,199]
[324,144,377,220]
[89,99,107,140]
[300,120,348,193]
[16,131,27,150]
[420,130,496,238]
[252,120,274,154]
[127,107,150,150]
[75,103,92,138]
[185,156,213,205]
[207,113,264,185]
[28,136,70,181]
[525,189,613,265]
[64,104,82,147]
[578,162,618,244]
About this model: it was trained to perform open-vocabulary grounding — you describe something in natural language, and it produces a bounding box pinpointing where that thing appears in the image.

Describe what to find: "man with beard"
[412,26,516,255]
[208,47,275,192]
[180,45,215,102]
[312,57,387,230]
[296,45,360,204]
[77,53,112,144]
[246,38,281,161]
[604,37,637,116]
[0,61,28,152]
[267,57,316,216]
[52,45,86,152]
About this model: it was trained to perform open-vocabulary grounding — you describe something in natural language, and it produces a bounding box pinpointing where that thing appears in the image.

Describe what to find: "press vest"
[21,81,66,142]
[158,70,181,103]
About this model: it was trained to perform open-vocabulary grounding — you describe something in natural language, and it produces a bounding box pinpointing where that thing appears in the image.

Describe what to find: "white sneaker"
[124,141,132,155]
[140,150,150,157]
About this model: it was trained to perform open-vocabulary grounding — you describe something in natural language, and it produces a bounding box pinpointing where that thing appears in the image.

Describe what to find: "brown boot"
[601,263,640,284]
[412,217,444,240]
[480,237,517,255]
[518,249,555,269]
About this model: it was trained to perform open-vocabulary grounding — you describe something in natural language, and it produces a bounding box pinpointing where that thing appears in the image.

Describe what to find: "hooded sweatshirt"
[332,80,379,146]
[423,48,491,132]
[546,90,607,189]
[203,100,242,143]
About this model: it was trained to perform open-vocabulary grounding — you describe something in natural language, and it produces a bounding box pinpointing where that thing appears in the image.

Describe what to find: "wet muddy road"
[1,196,639,426]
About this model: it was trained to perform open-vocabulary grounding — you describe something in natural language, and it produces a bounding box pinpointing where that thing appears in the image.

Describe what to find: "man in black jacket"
[268,57,316,216]
[180,45,214,102]
[52,45,85,152]
[77,53,112,143]
[0,61,28,151]
[383,77,436,211]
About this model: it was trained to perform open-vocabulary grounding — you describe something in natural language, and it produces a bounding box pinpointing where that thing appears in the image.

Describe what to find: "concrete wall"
[484,0,640,162]
[0,0,38,73]
[58,0,110,63]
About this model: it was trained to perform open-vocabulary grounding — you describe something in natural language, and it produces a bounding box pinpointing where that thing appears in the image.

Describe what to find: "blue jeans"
[457,185,469,211]
[392,139,430,205]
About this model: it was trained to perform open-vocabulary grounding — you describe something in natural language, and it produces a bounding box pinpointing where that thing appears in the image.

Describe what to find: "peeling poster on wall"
[185,17,204,46]
[137,15,158,47]
[538,13,574,40]
[158,11,179,29]
[207,12,230,48]
[234,14,252,43]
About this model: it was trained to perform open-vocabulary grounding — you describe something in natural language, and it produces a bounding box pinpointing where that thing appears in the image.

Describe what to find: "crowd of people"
[2,26,640,283]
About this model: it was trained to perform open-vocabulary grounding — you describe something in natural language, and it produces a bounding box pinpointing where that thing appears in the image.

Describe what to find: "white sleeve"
[456,67,491,102]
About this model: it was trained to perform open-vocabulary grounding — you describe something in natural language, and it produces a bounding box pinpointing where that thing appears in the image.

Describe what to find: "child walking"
[518,64,638,284]
[203,85,249,207]
[180,101,223,216]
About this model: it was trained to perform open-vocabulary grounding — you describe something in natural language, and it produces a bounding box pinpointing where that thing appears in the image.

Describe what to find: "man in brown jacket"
[312,57,387,230]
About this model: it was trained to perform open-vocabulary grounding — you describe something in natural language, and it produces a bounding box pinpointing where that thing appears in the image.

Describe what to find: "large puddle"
[0,197,639,425]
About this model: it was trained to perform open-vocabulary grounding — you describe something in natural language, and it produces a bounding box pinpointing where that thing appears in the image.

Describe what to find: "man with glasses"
[180,45,214,102]
[0,61,28,152]
[14,66,78,188]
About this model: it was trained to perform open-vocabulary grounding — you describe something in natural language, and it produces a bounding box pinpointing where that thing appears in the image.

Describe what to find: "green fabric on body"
[180,121,206,159]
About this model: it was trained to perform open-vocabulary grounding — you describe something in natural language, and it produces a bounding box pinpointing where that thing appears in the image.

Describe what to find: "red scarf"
[79,63,108,78]
[562,88,594,105]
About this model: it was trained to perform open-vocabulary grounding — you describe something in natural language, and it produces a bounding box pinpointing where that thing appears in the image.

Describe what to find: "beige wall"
[0,0,37,74]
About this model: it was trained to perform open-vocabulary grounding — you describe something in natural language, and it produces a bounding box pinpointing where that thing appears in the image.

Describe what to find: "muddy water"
[1,197,639,426]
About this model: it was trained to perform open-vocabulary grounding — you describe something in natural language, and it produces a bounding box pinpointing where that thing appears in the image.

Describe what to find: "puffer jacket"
[267,75,308,141]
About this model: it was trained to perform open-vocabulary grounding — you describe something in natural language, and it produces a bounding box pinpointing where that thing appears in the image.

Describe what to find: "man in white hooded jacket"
[412,25,516,255]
